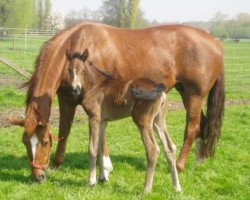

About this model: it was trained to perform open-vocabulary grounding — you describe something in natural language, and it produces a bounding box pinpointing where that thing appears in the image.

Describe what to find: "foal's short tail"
[132,83,166,100]
[200,71,225,158]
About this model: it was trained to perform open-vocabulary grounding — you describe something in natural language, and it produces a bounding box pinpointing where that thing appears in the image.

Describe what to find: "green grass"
[0,104,249,199]
[0,86,26,111]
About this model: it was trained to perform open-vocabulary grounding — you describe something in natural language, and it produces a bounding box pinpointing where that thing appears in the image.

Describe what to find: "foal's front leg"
[98,122,113,182]
[88,116,101,186]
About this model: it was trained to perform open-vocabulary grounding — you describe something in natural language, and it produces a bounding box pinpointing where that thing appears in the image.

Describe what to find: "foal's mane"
[69,51,113,80]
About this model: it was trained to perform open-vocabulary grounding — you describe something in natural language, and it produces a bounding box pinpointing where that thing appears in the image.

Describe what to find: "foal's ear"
[81,49,89,62]
[66,49,72,60]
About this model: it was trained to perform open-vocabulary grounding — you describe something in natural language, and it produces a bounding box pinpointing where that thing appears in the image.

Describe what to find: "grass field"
[0,38,250,199]
[0,105,249,199]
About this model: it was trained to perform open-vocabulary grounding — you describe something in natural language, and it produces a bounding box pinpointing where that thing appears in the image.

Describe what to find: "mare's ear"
[82,49,89,62]
[66,49,72,60]
[8,117,25,127]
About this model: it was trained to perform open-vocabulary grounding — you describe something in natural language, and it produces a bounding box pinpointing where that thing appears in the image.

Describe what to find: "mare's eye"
[42,138,50,147]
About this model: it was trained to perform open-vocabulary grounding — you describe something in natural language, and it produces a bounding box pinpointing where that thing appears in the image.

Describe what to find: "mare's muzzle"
[32,169,46,183]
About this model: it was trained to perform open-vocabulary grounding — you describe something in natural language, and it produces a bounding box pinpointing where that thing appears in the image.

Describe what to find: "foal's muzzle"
[71,85,81,97]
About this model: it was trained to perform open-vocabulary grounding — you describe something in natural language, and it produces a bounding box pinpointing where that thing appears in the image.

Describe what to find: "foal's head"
[66,49,89,98]
[66,49,113,97]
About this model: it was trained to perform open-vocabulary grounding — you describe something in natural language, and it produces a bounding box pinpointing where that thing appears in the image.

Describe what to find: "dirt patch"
[1,99,249,128]
[0,74,26,88]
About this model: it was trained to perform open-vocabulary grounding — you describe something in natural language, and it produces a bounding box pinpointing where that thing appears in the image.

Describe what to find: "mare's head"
[9,115,53,183]
[66,49,113,98]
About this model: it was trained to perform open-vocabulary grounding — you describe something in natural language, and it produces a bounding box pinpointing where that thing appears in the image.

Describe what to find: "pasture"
[0,36,250,199]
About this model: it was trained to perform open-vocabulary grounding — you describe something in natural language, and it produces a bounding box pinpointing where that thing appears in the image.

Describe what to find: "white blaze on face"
[30,134,38,160]
[72,68,81,90]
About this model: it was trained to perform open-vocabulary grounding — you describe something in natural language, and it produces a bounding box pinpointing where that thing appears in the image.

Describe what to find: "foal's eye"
[82,69,86,75]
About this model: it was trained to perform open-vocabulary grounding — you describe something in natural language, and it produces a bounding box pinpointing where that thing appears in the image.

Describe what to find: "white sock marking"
[103,156,113,180]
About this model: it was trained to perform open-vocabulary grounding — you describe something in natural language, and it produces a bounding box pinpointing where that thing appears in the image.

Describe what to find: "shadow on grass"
[59,152,145,171]
[0,152,145,184]
[0,154,30,183]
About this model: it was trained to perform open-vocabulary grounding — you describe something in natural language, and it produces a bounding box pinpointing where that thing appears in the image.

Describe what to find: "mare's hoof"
[176,163,184,173]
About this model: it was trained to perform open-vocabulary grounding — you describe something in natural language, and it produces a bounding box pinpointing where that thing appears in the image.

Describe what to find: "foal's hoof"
[99,176,108,183]
[89,183,97,188]
[175,185,182,192]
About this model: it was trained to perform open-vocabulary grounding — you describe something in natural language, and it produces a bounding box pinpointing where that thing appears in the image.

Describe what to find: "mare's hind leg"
[132,102,160,193]
[195,111,207,161]
[54,93,77,168]
[153,97,182,192]
[176,94,204,172]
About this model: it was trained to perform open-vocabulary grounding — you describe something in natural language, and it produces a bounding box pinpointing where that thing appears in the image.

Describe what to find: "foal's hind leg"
[54,94,77,168]
[176,95,204,172]
[153,100,182,192]
[132,102,160,193]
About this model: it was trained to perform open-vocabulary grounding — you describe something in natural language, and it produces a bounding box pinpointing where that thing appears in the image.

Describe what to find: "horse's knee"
[146,145,160,165]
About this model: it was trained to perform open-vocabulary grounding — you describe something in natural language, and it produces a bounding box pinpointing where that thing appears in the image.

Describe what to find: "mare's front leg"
[88,116,101,186]
[54,93,77,168]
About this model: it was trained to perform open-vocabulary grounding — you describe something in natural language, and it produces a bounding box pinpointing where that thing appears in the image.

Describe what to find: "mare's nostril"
[33,172,46,183]
[39,174,45,180]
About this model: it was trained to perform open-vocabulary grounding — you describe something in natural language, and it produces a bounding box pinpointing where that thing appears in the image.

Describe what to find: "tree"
[101,0,120,27]
[46,10,65,31]
[0,0,35,29]
[119,0,126,28]
[65,7,101,27]
[36,0,52,29]
[100,0,145,28]
[129,0,139,28]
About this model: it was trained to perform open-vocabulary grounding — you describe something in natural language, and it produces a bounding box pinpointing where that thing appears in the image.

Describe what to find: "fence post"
[24,28,27,51]
[12,35,15,51]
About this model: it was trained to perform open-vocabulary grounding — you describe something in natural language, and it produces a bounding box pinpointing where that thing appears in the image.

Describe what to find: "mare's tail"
[200,71,225,158]
[132,83,166,100]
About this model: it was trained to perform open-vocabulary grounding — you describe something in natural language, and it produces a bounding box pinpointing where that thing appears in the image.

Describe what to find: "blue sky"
[52,0,250,22]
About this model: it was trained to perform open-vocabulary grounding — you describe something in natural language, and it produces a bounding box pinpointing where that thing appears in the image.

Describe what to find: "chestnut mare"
[66,49,181,192]
[10,22,224,185]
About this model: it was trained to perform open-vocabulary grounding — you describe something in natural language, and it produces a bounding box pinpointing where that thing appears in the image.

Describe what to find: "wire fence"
[0,27,250,99]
